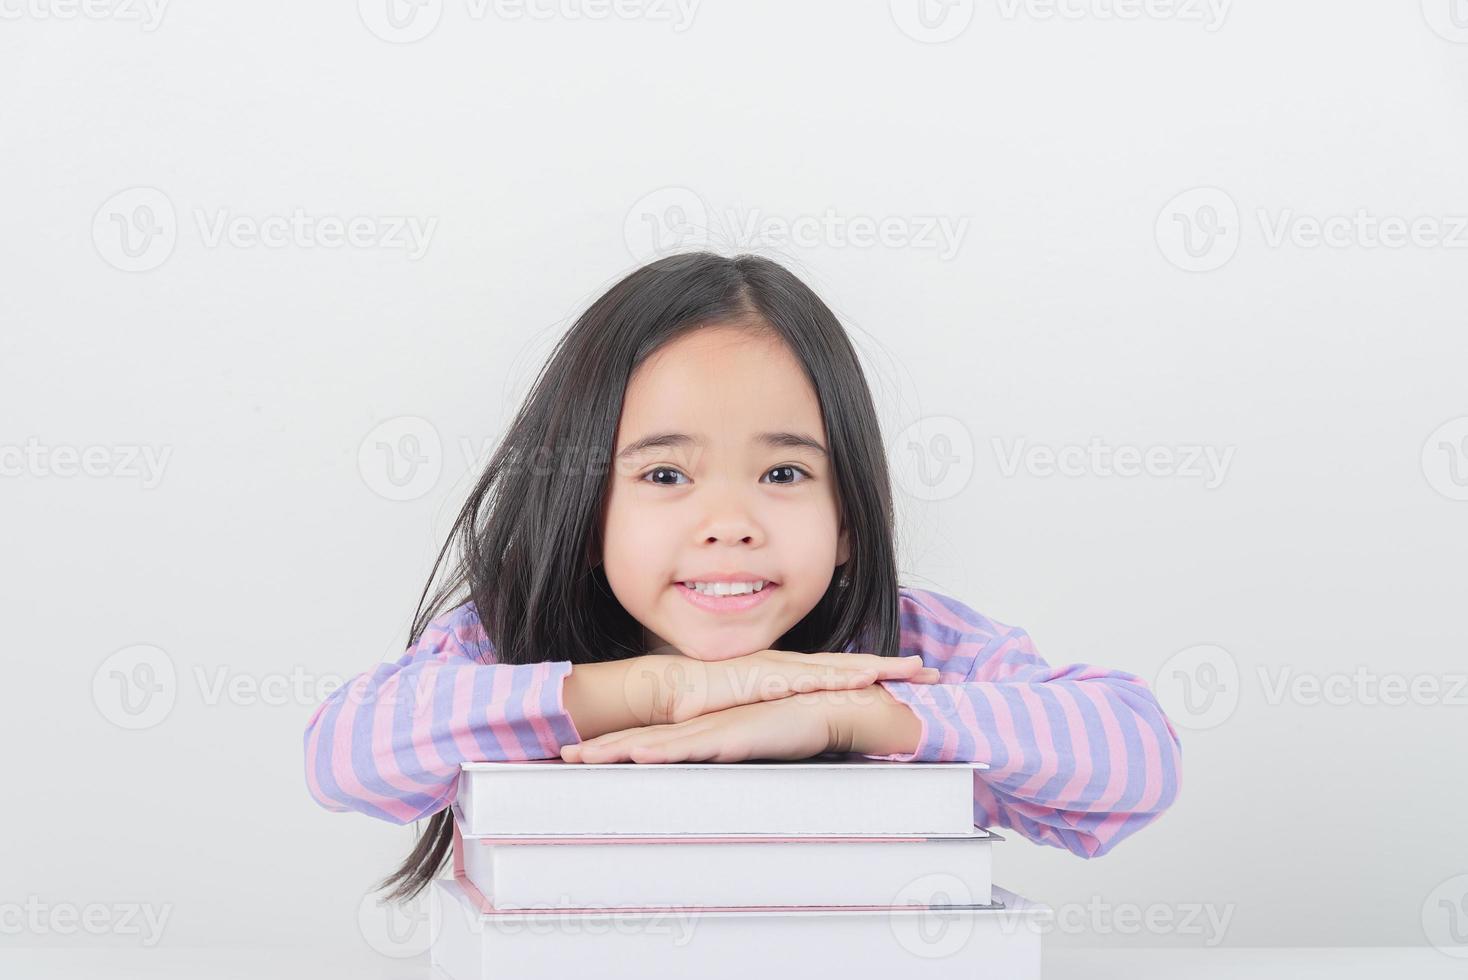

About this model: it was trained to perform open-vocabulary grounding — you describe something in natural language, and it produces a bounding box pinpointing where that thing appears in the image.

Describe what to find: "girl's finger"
[572,730,637,751]
[738,663,873,702]
[629,735,726,765]
[811,660,927,686]
[856,665,941,684]
[774,650,879,667]
[578,717,710,762]
[783,651,929,678]
[569,724,670,760]
[789,664,942,691]
[874,662,930,682]
[587,730,688,763]
[779,666,878,694]
[578,738,646,763]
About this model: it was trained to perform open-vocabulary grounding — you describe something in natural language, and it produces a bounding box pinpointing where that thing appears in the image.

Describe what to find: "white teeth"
[682,580,767,596]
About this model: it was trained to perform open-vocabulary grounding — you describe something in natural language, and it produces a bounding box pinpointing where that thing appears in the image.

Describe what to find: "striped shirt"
[303,586,1181,858]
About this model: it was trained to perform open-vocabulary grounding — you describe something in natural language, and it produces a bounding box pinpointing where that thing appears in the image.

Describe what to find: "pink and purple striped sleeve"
[302,602,583,824]
[862,588,1182,859]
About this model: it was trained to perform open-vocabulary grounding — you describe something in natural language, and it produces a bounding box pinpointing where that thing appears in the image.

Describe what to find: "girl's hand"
[626,649,939,726]
[560,693,838,765]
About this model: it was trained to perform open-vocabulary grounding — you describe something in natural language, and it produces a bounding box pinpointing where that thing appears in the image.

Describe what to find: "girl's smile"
[674,579,781,613]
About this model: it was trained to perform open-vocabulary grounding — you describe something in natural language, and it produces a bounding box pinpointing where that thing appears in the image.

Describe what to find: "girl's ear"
[836,521,851,567]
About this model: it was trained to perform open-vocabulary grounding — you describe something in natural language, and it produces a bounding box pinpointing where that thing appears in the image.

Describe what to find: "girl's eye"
[640,465,811,487]
[763,465,810,486]
[642,467,689,486]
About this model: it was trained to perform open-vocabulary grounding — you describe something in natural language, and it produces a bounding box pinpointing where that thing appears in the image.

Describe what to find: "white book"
[430,876,1048,980]
[454,806,999,909]
[455,755,985,837]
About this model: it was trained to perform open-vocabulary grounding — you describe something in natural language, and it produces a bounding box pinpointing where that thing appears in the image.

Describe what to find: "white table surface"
[3,946,1464,979]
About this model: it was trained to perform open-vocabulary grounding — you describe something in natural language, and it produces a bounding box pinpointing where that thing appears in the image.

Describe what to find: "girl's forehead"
[620,329,822,427]
[613,427,830,468]
[613,344,833,460]
[632,324,786,377]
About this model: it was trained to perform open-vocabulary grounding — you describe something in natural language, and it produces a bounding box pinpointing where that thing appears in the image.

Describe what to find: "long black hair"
[377,251,901,901]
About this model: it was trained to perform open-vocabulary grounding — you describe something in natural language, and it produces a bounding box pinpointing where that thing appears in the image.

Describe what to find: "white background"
[3,0,1466,967]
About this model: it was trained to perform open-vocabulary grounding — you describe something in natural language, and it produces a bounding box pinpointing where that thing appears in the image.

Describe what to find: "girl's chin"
[677,647,761,663]
[651,630,769,662]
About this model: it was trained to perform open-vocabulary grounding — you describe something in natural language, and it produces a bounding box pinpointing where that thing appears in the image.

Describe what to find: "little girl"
[303,252,1182,902]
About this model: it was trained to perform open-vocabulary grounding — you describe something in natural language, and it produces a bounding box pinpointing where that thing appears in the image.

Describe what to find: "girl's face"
[599,322,850,662]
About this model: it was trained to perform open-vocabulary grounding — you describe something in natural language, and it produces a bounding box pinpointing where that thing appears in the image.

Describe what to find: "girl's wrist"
[564,658,650,740]
[815,684,923,757]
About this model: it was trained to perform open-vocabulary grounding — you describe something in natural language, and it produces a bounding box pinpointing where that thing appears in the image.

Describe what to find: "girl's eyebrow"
[615,431,829,461]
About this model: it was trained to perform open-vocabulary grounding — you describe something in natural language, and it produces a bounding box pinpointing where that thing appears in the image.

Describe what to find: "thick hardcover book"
[455,755,985,837]
[452,809,999,909]
[429,875,1048,980]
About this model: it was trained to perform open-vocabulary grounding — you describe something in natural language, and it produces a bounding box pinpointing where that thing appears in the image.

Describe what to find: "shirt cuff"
[546,660,583,748]
[485,660,582,758]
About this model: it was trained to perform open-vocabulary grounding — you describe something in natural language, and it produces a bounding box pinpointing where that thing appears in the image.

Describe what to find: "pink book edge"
[449,804,993,845]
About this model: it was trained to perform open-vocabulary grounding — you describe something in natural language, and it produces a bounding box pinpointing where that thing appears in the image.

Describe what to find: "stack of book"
[430,755,1050,979]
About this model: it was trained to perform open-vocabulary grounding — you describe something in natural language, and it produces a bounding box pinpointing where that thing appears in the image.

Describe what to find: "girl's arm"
[302,603,640,824]
[847,588,1183,859]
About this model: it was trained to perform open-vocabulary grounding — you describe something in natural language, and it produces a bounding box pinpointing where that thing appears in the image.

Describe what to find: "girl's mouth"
[675,581,779,613]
